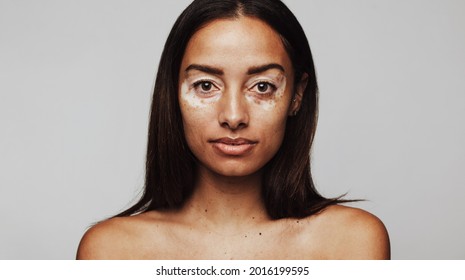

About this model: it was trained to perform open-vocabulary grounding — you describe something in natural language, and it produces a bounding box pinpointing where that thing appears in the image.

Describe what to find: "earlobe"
[288,73,308,116]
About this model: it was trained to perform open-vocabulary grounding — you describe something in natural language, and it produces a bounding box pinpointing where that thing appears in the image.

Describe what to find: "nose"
[218,89,249,130]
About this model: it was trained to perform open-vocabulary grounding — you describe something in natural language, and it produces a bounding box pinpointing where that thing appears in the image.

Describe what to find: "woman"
[77,0,390,259]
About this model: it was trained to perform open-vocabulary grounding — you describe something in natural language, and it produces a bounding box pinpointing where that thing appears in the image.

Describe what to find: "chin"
[201,161,264,178]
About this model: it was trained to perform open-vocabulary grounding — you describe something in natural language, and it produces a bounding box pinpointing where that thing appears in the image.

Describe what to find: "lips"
[209,137,258,156]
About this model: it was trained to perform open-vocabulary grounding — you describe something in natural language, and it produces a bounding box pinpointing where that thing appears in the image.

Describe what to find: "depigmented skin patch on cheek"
[246,74,288,111]
[179,79,220,109]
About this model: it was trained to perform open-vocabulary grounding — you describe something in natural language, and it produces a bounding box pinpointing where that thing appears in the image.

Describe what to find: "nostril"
[220,120,247,131]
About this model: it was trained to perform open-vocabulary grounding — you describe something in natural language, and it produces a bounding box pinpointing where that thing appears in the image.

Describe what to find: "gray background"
[1,0,464,259]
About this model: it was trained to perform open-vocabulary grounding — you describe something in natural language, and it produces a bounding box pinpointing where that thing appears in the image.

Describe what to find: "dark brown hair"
[116,0,348,219]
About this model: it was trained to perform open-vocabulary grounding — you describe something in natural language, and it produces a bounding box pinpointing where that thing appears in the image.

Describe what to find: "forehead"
[181,16,292,73]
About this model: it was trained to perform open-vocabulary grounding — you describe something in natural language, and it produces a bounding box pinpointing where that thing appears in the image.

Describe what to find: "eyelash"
[191,80,277,96]
[192,80,218,95]
[250,81,277,96]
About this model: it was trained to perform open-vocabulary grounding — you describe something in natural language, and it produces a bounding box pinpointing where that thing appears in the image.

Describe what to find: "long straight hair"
[116,0,348,219]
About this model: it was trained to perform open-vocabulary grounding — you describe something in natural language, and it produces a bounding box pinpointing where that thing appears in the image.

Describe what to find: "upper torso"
[77,205,390,259]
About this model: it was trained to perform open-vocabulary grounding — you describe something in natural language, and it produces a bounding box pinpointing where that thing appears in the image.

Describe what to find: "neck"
[181,165,269,230]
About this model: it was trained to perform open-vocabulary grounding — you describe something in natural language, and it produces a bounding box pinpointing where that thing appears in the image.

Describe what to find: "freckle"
[205,209,207,212]
[252,217,255,219]
[296,220,299,223]
[245,235,247,238]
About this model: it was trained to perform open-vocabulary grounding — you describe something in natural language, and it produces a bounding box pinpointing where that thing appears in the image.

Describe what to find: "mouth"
[208,137,258,156]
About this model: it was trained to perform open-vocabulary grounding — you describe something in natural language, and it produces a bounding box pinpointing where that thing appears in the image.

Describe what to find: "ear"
[288,73,308,116]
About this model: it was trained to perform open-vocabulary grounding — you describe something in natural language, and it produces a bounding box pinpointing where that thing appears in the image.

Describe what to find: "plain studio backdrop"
[1,0,464,260]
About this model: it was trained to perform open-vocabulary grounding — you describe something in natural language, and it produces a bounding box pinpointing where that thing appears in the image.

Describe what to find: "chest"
[132,224,325,259]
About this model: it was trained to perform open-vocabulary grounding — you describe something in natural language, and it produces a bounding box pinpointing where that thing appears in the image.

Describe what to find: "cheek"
[248,90,290,129]
[179,81,213,122]
[179,94,217,153]
[180,109,205,157]
[251,90,291,153]
[250,106,289,155]
[260,117,287,147]
[180,101,210,135]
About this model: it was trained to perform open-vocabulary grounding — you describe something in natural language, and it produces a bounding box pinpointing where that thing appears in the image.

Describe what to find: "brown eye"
[252,81,276,95]
[193,80,217,95]
[257,82,269,93]
[200,81,213,91]
[193,80,219,96]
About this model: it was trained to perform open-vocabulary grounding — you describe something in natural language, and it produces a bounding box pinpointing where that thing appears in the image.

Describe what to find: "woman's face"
[178,16,304,177]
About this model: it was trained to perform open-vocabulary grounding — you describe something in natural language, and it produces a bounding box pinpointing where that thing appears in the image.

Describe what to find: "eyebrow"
[184,63,285,76]
[185,64,223,75]
[247,63,285,75]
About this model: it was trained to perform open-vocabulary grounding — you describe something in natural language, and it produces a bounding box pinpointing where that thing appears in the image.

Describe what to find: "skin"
[77,16,390,260]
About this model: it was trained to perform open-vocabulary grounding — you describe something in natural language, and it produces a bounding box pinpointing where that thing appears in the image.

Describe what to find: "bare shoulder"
[306,205,390,259]
[76,212,166,260]
[76,216,137,260]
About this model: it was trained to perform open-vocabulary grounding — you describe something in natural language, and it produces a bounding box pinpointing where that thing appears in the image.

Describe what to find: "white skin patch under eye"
[179,80,220,107]
[245,74,287,111]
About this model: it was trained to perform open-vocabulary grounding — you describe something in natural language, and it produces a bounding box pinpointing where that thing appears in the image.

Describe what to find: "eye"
[251,81,277,95]
[257,82,269,92]
[200,81,212,91]
[193,80,218,95]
